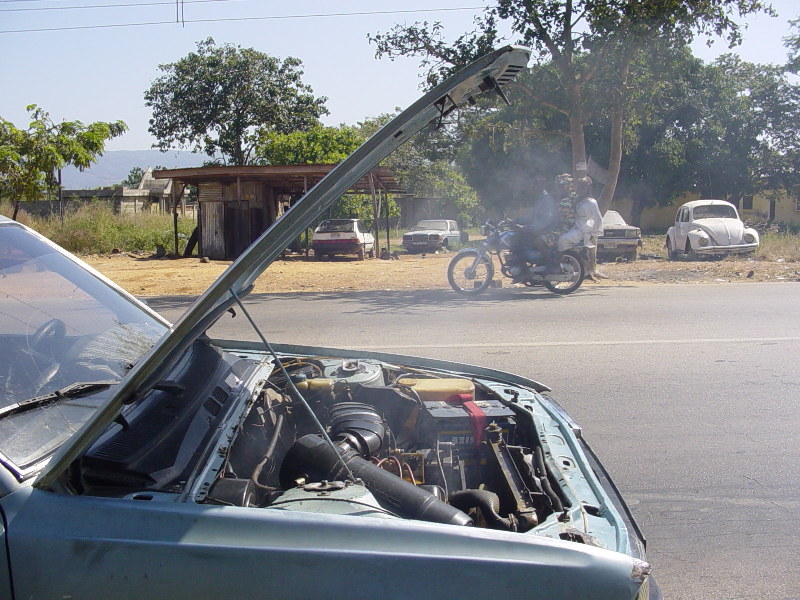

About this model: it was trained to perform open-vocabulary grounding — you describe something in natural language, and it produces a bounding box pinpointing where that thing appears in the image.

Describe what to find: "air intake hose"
[328,401,385,457]
[280,434,473,527]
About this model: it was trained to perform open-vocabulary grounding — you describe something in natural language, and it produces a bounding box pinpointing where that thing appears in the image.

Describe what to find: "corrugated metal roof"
[153,164,402,195]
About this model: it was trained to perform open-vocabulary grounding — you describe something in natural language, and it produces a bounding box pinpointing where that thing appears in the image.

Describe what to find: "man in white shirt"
[557,176,604,279]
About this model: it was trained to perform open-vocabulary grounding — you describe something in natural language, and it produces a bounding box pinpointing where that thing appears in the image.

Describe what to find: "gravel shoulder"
[82,251,800,297]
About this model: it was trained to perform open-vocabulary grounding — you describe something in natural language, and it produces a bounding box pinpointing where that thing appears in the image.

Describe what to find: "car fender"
[665,227,676,248]
[686,228,710,250]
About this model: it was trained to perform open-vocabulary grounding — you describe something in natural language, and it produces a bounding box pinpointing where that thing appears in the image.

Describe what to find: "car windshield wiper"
[0,381,115,420]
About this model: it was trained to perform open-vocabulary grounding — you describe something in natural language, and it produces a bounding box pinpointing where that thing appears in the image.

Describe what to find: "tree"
[370,0,771,211]
[255,125,362,165]
[121,165,167,188]
[786,18,800,74]
[145,38,328,166]
[357,114,479,225]
[0,105,126,219]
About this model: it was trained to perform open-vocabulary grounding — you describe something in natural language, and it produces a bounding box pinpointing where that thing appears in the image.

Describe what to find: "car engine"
[206,357,569,532]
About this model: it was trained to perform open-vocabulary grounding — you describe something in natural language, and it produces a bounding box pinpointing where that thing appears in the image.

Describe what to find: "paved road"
[149,282,800,600]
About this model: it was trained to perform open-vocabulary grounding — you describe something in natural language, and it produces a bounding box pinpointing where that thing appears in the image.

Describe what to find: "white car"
[402,219,461,253]
[597,211,642,260]
[666,199,759,259]
[312,218,375,260]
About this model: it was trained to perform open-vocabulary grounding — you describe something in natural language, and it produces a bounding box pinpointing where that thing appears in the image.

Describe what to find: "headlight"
[744,232,755,243]
[698,237,709,247]
[430,234,441,241]
[626,230,640,238]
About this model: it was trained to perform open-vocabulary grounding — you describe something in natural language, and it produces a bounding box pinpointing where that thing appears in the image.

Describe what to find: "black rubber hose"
[280,434,473,527]
[535,445,564,513]
[449,489,515,531]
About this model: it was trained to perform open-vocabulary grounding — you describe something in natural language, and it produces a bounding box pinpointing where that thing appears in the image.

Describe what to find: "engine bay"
[204,356,571,533]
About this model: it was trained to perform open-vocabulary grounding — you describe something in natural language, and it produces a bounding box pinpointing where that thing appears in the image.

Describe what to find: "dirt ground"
[82,249,800,297]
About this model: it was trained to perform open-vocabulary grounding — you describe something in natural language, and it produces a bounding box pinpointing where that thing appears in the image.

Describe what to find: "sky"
[0,0,798,152]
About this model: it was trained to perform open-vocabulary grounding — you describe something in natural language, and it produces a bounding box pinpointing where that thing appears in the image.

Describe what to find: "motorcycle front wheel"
[448,251,495,296]
[544,251,584,295]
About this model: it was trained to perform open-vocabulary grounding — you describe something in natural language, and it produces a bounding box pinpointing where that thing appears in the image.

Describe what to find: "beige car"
[597,211,642,260]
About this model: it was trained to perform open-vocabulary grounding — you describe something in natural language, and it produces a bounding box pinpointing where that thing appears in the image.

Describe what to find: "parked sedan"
[0,47,658,600]
[312,218,375,260]
[402,219,461,253]
[597,211,642,260]
[666,199,759,259]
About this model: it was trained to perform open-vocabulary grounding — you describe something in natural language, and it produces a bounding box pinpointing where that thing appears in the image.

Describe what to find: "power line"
[0,6,485,34]
[0,0,238,12]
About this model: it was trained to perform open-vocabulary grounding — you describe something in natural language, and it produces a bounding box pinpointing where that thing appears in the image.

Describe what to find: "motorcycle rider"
[509,176,559,280]
[557,176,603,279]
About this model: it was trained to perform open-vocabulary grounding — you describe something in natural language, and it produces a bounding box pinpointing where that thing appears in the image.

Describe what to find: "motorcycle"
[447,219,586,296]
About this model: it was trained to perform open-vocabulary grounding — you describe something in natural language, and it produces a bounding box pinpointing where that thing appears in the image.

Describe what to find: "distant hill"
[61,150,207,189]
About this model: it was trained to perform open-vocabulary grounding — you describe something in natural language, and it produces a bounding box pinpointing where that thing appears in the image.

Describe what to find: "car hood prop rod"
[230,289,356,483]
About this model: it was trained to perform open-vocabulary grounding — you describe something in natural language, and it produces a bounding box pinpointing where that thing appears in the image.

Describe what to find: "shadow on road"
[144,285,617,318]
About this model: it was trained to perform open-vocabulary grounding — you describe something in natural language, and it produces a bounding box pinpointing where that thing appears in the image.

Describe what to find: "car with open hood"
[666,199,759,259]
[0,47,658,600]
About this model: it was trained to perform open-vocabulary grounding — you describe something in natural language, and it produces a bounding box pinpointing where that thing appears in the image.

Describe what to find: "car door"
[0,507,13,600]
[674,207,691,249]
[358,220,375,250]
[446,221,460,246]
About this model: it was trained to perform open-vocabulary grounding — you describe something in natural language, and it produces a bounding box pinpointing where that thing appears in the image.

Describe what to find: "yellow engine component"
[294,378,334,395]
[395,377,475,402]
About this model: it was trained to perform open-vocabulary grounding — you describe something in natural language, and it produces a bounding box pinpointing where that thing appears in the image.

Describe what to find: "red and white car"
[312,218,375,260]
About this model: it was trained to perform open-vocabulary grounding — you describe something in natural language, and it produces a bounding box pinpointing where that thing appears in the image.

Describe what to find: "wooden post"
[369,172,379,257]
[172,181,178,256]
[303,176,309,256]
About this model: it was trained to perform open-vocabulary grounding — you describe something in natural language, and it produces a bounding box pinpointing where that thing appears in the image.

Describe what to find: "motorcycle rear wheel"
[544,251,584,295]
[448,251,495,296]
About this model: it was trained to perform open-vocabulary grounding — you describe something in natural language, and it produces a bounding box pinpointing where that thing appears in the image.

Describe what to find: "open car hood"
[36,46,531,489]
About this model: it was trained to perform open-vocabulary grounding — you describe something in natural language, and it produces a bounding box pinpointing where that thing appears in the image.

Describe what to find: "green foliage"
[0,106,126,217]
[786,18,800,74]
[145,38,328,166]
[121,165,167,187]
[256,125,362,165]
[369,0,772,209]
[0,201,195,254]
[355,114,479,223]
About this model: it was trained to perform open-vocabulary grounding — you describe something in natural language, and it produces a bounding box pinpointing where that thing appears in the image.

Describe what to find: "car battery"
[417,396,516,460]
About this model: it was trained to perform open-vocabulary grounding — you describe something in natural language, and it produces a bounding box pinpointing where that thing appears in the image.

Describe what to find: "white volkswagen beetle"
[665,199,759,259]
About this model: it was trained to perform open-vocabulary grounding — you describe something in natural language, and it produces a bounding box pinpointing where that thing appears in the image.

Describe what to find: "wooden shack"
[154,165,401,260]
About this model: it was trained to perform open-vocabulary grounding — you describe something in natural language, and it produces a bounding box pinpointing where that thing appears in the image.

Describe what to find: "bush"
[0,201,196,254]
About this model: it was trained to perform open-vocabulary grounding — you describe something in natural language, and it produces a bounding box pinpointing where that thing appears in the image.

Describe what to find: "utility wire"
[0,0,238,12]
[0,5,484,34]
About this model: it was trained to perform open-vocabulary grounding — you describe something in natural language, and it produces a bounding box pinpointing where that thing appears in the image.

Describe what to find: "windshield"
[693,204,738,219]
[0,224,167,471]
[317,220,355,233]
[415,220,449,230]
[602,211,627,226]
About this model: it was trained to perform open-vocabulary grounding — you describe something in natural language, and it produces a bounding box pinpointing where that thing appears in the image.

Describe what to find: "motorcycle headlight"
[744,232,755,243]
[698,237,709,247]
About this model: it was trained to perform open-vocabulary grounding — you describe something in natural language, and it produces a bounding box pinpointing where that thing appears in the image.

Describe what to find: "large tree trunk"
[566,82,588,178]
[598,103,625,214]
[598,57,633,214]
